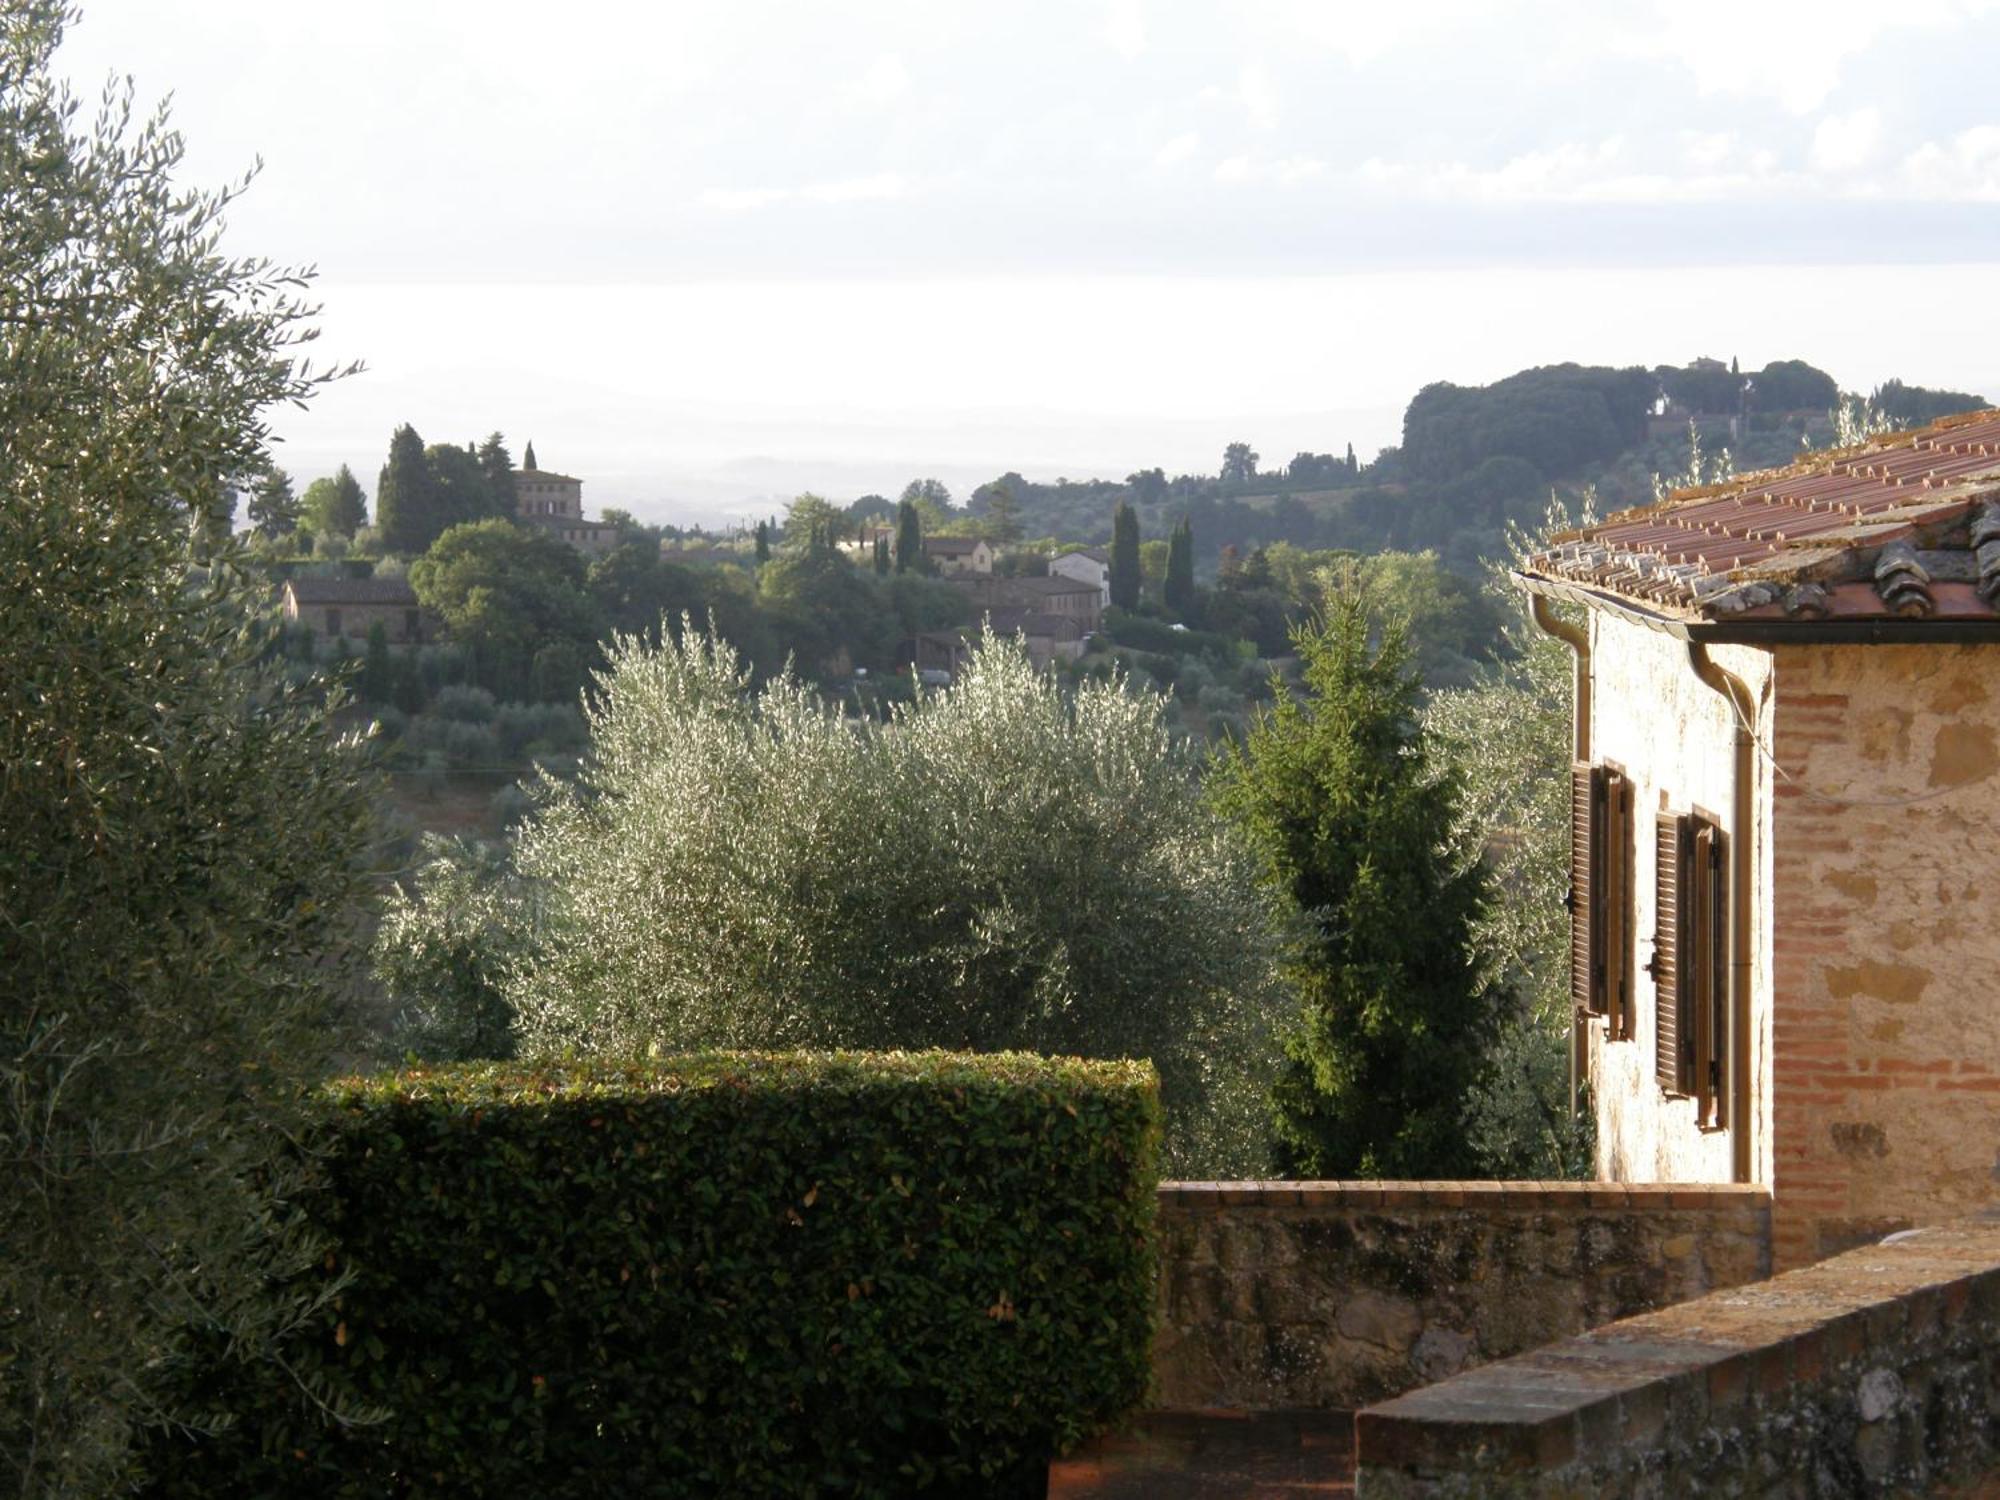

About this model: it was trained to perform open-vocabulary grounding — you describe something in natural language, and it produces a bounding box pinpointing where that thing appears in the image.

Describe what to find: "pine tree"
[1109,500,1140,610]
[299,463,368,539]
[247,467,300,538]
[375,423,433,554]
[894,498,923,574]
[1214,591,1502,1178]
[1164,515,1196,618]
[477,432,516,520]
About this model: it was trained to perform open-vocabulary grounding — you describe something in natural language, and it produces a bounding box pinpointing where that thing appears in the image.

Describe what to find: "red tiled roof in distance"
[1518,408,2000,621]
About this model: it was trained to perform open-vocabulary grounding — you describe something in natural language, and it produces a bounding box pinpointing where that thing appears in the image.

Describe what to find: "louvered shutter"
[1603,771,1632,1041]
[1652,813,1689,1094]
[1569,763,1600,1017]
[1694,821,1728,1130]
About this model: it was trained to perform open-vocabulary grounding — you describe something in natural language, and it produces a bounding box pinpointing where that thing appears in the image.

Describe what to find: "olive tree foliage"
[403,627,1293,1174]
[373,836,526,1064]
[0,8,373,1493]
[1422,497,1596,1178]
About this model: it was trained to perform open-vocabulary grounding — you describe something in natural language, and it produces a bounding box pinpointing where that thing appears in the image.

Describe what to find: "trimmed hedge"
[144,1051,1160,1498]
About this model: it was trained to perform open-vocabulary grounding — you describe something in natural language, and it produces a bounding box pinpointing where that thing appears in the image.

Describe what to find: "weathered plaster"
[1585,615,1774,1187]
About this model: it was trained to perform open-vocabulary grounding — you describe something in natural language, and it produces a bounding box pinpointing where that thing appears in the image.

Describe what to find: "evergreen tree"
[426,441,490,532]
[754,519,771,563]
[477,432,517,519]
[375,423,433,554]
[1164,515,1196,618]
[894,498,923,574]
[247,466,300,538]
[873,535,890,575]
[1214,592,1502,1178]
[362,620,393,703]
[523,439,539,470]
[1109,500,1140,610]
[1345,442,1358,478]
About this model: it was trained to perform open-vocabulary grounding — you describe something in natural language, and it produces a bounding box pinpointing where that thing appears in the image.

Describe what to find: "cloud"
[1237,62,1279,130]
[1624,0,2000,114]
[1153,131,1200,169]
[1101,0,1147,57]
[1810,107,1883,174]
[1358,136,1788,203]
[700,173,912,213]
[1214,153,1324,185]
[845,53,912,111]
[1902,125,2000,199]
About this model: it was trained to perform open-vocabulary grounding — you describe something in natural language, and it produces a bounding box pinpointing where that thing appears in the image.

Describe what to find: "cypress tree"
[1109,501,1140,610]
[1164,515,1195,618]
[477,432,517,520]
[376,424,433,554]
[894,498,922,574]
[1213,591,1502,1178]
[523,439,539,471]
[362,621,393,703]
[754,520,771,563]
[873,535,890,575]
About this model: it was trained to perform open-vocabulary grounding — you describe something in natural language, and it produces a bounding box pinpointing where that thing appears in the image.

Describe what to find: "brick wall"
[1153,1181,1770,1412]
[1767,644,2000,1270]
[1356,1217,2000,1497]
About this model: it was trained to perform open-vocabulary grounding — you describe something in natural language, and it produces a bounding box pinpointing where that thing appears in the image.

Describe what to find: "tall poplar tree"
[1109,500,1140,610]
[1214,592,1502,1178]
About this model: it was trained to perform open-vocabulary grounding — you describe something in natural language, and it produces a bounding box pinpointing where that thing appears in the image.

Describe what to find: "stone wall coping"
[1158,1181,1772,1212]
[1354,1220,2000,1480]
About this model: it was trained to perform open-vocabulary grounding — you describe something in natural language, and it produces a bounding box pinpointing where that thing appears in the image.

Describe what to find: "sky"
[54,0,2000,526]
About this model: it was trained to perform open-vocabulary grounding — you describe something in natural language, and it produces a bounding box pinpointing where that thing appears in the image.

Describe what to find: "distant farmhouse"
[281,575,429,643]
[514,442,620,555]
[1048,547,1111,610]
[923,535,993,577]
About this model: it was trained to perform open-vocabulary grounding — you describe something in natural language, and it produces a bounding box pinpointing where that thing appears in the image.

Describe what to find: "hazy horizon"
[53,0,2000,528]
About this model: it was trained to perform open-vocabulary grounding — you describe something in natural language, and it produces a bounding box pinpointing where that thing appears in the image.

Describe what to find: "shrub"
[430,682,498,724]
[141,1052,1161,1499]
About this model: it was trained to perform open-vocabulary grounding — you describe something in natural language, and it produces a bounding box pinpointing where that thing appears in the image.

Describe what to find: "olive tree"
[395,628,1292,1174]
[1,7,374,1492]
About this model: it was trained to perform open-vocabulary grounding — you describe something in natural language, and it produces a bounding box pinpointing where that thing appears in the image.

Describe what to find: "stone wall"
[1766,643,2000,1270]
[1153,1181,1770,1411]
[1355,1218,2000,1498]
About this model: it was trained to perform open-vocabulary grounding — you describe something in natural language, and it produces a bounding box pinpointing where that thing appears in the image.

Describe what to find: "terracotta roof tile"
[1520,408,2000,621]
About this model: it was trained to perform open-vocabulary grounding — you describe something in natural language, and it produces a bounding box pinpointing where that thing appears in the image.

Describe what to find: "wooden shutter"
[1693,820,1729,1130]
[1652,813,1690,1095]
[1569,764,1600,1018]
[1602,771,1632,1041]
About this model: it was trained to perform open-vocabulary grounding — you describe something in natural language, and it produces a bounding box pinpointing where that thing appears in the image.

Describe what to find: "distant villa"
[514,441,620,555]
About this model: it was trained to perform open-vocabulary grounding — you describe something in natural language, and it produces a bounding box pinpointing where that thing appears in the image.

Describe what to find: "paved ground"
[1049,1410,1355,1498]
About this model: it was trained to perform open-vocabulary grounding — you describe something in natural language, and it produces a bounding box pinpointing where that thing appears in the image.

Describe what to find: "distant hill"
[962,361,1988,574]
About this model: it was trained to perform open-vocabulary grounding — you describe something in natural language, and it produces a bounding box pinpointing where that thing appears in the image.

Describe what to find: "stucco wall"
[1766,643,2000,1268]
[1153,1181,1770,1412]
[1586,616,1774,1186]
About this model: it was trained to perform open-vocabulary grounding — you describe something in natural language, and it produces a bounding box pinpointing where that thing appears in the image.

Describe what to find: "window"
[1651,810,1728,1128]
[1568,763,1634,1039]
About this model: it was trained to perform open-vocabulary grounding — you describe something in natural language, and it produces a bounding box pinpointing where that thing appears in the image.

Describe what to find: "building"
[281,575,428,643]
[1000,574,1103,632]
[1049,548,1111,610]
[975,606,1086,667]
[514,443,621,555]
[922,536,994,576]
[1515,407,2000,1270]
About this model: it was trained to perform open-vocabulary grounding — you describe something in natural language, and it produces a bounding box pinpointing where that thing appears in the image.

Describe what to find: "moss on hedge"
[142,1051,1160,1498]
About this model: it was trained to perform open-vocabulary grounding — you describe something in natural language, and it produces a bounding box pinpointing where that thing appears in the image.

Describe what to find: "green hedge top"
[150,1051,1162,1500]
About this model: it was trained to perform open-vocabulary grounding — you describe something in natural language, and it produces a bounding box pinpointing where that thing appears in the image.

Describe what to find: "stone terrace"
[1355,1217,2000,1497]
